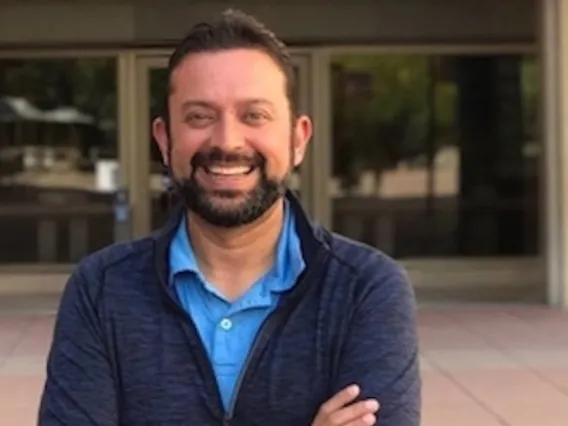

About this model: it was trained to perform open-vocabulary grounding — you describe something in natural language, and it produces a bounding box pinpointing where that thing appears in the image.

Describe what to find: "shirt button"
[220,318,233,330]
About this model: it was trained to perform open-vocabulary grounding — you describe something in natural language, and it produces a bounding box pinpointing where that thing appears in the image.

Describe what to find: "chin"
[206,188,254,201]
[200,189,248,205]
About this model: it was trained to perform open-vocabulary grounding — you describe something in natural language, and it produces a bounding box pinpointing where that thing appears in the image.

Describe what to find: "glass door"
[0,54,119,266]
[131,53,313,237]
[326,49,542,298]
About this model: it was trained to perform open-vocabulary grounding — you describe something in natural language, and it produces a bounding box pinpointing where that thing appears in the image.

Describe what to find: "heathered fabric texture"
[38,192,421,426]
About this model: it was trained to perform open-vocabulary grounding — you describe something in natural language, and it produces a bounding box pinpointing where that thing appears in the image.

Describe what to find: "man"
[38,9,420,426]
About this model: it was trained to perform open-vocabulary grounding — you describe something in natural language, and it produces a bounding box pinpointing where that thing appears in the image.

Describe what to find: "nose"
[210,114,246,151]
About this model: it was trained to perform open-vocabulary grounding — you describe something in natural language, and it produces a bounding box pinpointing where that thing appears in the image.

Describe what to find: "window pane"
[0,57,117,263]
[331,53,539,257]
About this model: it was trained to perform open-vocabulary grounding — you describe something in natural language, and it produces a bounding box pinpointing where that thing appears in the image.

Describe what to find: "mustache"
[191,147,265,168]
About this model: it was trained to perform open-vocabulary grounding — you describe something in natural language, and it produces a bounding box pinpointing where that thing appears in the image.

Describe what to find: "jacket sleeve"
[38,266,119,426]
[332,262,421,426]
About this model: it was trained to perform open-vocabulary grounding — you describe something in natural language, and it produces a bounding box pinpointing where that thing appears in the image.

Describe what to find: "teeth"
[206,166,252,175]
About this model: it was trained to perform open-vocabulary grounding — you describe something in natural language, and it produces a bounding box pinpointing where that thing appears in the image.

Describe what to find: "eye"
[185,111,214,127]
[243,110,269,125]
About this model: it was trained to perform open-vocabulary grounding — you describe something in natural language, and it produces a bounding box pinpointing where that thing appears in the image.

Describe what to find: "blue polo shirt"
[169,202,305,409]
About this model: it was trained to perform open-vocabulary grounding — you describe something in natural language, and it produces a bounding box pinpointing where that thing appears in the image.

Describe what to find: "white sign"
[95,159,120,192]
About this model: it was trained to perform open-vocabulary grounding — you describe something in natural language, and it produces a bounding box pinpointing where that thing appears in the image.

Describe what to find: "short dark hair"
[163,9,297,126]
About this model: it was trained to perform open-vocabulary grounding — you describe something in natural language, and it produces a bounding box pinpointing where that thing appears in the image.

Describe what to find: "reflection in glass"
[331,54,539,257]
[0,58,117,263]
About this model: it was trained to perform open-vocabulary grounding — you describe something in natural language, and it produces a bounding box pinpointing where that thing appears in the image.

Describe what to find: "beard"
[170,146,290,228]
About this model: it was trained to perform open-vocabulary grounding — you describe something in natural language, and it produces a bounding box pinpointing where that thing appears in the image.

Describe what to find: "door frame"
[127,54,168,238]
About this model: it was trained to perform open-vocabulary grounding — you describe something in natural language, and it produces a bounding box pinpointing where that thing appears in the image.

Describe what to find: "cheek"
[169,146,190,177]
[254,137,292,176]
[168,128,205,173]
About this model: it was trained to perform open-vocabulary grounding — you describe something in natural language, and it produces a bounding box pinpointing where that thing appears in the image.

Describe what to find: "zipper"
[222,249,327,425]
[223,312,274,422]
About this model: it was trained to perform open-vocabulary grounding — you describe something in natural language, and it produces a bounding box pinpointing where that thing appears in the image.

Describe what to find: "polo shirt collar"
[168,200,305,293]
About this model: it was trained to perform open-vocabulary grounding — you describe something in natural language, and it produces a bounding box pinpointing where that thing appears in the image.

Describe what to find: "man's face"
[153,48,312,227]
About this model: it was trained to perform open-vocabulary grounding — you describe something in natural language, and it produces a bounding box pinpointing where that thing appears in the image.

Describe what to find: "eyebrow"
[180,98,275,111]
[180,100,214,111]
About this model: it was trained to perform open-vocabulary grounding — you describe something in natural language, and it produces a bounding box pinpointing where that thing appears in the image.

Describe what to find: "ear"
[292,114,313,167]
[152,116,170,167]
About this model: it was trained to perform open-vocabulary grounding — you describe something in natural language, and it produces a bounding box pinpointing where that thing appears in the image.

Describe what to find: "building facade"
[0,0,567,308]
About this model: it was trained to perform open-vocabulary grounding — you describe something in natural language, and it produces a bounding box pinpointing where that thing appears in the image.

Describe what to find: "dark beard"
[170,147,288,228]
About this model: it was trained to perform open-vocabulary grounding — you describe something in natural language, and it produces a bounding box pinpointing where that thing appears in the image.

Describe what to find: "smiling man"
[38,9,421,426]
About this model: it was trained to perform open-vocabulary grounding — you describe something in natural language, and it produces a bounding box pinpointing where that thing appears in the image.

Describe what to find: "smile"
[203,165,255,176]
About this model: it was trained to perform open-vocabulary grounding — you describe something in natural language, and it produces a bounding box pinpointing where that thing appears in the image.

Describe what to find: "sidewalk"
[419,305,568,426]
[1,304,567,425]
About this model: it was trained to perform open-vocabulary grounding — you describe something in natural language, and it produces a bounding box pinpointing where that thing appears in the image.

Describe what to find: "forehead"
[170,48,287,105]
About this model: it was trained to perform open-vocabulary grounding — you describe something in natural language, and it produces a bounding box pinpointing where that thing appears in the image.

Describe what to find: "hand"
[311,384,380,426]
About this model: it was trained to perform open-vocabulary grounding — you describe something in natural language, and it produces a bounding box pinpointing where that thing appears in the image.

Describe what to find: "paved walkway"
[1,304,567,425]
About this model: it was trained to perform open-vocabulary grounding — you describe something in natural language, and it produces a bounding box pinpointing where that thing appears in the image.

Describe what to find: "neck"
[186,199,286,295]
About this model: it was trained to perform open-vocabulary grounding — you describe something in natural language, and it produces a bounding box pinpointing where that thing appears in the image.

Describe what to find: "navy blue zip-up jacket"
[38,192,421,426]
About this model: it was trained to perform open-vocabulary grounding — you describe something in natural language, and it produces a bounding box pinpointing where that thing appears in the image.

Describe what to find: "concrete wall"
[0,0,536,46]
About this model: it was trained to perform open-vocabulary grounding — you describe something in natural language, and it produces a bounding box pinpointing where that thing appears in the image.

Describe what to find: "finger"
[346,413,377,426]
[318,385,360,416]
[329,399,379,425]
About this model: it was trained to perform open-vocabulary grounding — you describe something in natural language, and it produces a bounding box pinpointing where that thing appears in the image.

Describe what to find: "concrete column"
[541,0,568,308]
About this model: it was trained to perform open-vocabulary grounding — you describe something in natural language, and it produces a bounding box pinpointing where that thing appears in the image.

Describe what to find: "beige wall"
[0,0,536,46]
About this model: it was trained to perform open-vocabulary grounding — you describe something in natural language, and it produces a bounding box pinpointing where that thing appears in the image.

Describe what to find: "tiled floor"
[1,304,568,425]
